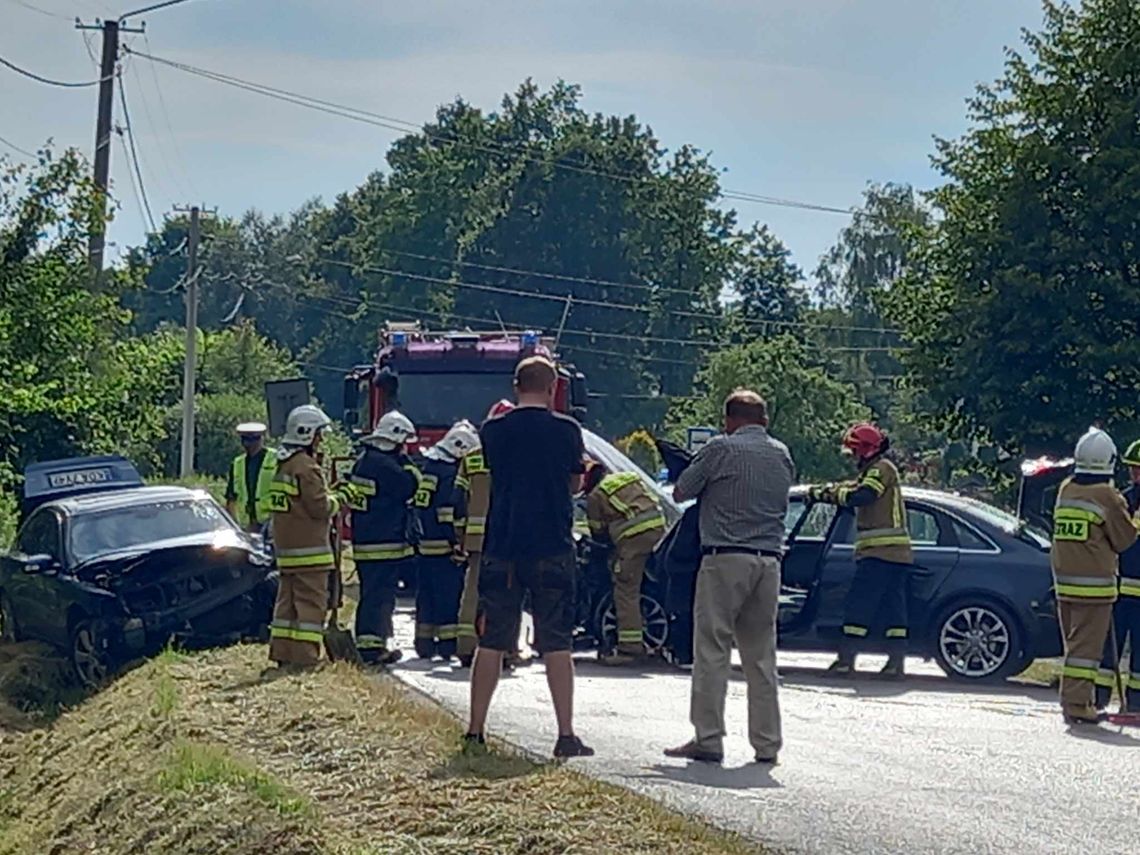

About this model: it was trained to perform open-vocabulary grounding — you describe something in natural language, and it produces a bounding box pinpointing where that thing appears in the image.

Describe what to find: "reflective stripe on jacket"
[417,455,459,557]
[270,451,337,573]
[349,446,420,558]
[453,451,490,553]
[837,458,912,565]
[1050,477,1137,603]
[586,471,666,552]
[232,450,278,526]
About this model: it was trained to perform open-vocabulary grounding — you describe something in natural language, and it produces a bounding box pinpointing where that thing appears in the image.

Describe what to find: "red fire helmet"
[842,422,887,460]
[486,399,515,420]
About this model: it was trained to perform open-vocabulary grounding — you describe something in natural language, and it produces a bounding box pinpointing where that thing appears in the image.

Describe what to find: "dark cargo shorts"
[477,550,576,654]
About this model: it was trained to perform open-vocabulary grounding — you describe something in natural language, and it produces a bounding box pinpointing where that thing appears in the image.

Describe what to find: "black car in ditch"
[0,456,277,686]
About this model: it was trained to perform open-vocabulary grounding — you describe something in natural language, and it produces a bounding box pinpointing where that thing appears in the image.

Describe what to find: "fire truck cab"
[343,322,588,451]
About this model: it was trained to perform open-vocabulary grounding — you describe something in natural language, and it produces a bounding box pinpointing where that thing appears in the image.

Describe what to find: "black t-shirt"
[481,407,586,561]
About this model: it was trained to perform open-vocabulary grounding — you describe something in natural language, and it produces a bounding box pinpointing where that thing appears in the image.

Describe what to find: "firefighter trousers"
[269,569,328,666]
[456,552,482,658]
[613,532,658,653]
[839,557,909,660]
[1058,599,1113,718]
[414,555,465,658]
[355,558,408,663]
[1096,595,1140,710]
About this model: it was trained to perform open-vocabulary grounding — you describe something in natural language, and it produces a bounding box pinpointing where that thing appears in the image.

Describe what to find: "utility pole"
[76,17,144,281]
[175,205,206,477]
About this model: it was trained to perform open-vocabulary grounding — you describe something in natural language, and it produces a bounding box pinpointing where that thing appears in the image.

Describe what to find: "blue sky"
[3,0,1047,275]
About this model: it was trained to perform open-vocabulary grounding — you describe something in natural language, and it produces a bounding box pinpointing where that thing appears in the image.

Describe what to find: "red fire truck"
[342,322,588,450]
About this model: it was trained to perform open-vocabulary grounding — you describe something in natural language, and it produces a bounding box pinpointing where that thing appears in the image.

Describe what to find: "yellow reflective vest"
[231,450,277,527]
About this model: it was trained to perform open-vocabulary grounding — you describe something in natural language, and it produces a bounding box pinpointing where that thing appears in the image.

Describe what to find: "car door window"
[17,511,61,560]
[948,517,994,551]
[784,501,837,540]
[907,507,942,547]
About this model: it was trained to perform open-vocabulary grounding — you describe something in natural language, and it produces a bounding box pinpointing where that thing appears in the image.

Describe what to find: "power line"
[0,133,37,159]
[115,132,150,232]
[118,0,197,22]
[140,31,197,195]
[125,47,859,219]
[126,47,187,198]
[117,74,157,231]
[4,0,70,19]
[0,53,110,87]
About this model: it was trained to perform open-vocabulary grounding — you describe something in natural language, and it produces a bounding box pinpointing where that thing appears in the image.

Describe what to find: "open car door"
[1017,457,1074,533]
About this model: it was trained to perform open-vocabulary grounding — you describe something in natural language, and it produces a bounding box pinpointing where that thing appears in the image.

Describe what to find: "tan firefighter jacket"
[1050,477,1136,604]
[452,451,490,553]
[269,449,339,574]
[586,472,666,556]
[834,457,913,565]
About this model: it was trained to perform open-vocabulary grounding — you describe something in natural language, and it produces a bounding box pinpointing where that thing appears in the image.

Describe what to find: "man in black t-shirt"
[464,356,594,759]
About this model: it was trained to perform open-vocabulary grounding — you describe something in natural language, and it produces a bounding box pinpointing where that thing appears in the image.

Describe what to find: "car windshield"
[395,372,515,428]
[581,429,681,524]
[69,499,232,564]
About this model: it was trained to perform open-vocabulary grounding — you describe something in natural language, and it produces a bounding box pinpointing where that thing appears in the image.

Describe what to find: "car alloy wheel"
[597,594,669,653]
[70,621,110,688]
[937,604,1014,680]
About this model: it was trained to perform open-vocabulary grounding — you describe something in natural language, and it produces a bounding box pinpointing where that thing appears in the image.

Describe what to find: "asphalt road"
[389,607,1140,854]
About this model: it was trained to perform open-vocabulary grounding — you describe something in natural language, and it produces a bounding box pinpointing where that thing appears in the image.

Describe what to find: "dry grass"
[0,643,761,855]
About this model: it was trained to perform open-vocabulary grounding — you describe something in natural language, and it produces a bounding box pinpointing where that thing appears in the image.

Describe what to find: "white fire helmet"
[364,411,416,451]
[1073,426,1117,475]
[425,420,479,461]
[278,405,332,457]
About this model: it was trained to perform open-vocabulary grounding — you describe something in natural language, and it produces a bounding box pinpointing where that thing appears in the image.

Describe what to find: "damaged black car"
[0,456,277,687]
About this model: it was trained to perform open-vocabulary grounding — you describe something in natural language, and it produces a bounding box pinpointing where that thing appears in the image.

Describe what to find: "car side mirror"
[22,553,59,575]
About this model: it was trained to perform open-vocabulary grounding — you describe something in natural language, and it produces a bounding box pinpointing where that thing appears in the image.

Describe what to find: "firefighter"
[266,405,340,669]
[583,462,666,664]
[1097,438,1140,710]
[810,422,913,679]
[348,410,420,666]
[1050,427,1137,724]
[225,421,277,533]
[413,421,478,659]
[454,399,514,668]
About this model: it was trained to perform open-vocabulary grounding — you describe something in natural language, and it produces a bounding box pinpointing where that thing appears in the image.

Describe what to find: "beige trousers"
[690,553,782,757]
[1058,599,1113,717]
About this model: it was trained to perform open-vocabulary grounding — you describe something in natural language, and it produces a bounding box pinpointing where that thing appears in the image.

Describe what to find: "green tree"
[885,0,1140,455]
[667,335,870,480]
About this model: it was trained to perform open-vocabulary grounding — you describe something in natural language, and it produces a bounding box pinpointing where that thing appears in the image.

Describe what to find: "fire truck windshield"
[396,373,516,428]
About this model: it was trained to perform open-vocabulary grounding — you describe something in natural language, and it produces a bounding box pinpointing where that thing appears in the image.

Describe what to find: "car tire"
[0,593,19,644]
[932,599,1025,682]
[69,618,113,689]
[594,593,669,656]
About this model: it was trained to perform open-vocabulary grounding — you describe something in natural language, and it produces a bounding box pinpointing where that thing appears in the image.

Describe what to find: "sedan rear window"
[69,500,231,564]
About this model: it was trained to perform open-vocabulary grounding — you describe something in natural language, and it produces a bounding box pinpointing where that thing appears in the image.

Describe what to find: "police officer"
[454,400,513,668]
[1050,427,1137,724]
[267,405,340,669]
[225,421,277,533]
[1097,438,1140,710]
[811,422,913,679]
[584,463,666,664]
[413,421,478,659]
[348,411,420,665]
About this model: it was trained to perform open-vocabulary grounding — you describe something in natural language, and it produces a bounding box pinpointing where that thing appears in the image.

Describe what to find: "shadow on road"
[1065,725,1140,747]
[631,762,782,791]
[775,666,1057,701]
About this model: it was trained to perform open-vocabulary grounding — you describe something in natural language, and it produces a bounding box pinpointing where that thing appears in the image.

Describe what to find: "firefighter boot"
[879,656,906,680]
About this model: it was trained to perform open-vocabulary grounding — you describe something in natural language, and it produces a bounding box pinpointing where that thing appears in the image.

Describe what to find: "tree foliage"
[886,0,1140,455]
[667,335,870,480]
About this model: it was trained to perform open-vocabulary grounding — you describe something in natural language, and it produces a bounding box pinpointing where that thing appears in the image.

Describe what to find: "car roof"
[44,485,211,517]
[790,483,1018,523]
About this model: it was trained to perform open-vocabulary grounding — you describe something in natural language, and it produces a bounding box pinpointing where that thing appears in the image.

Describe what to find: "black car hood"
[74,530,257,579]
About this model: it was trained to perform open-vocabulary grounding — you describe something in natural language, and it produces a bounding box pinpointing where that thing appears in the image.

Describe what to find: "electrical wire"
[4,0,70,19]
[117,74,157,231]
[140,31,197,195]
[0,133,37,159]
[126,47,187,198]
[124,47,859,218]
[0,53,110,87]
[115,131,150,233]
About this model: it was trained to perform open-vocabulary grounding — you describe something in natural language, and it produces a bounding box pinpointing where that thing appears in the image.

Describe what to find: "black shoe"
[553,735,595,758]
[462,733,487,755]
[826,658,854,676]
[754,754,779,766]
[1063,711,1106,726]
[879,659,905,680]
[377,648,403,666]
[663,741,723,763]
[456,653,474,668]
